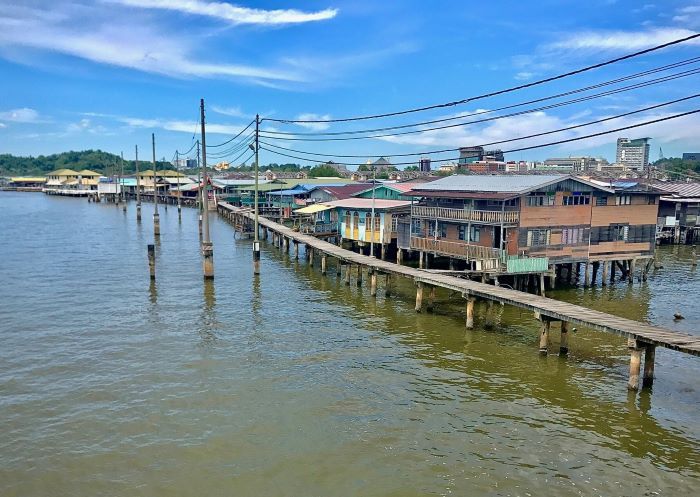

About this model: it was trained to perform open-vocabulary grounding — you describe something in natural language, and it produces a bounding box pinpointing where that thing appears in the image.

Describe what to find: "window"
[527,194,555,206]
[344,211,351,227]
[391,216,398,232]
[562,227,584,245]
[563,194,590,206]
[616,195,631,205]
[527,229,551,247]
[458,225,481,242]
[596,196,608,206]
[428,221,447,238]
[612,224,629,241]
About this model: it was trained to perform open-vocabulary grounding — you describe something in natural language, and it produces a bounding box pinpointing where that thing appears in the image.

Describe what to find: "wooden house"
[407,174,663,277]
[650,182,700,244]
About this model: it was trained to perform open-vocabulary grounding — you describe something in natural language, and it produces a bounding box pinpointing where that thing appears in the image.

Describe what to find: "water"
[0,192,698,496]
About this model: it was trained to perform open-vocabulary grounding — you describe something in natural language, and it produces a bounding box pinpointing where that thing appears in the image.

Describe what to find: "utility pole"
[253,113,261,275]
[152,133,160,237]
[370,165,376,257]
[120,151,126,211]
[200,98,214,279]
[196,140,203,237]
[135,145,142,221]
[175,149,182,219]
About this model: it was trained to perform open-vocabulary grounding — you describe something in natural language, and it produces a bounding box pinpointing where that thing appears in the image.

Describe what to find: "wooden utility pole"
[152,133,160,237]
[196,140,203,237]
[175,149,182,219]
[135,145,142,221]
[253,113,261,275]
[200,98,214,279]
[120,151,126,211]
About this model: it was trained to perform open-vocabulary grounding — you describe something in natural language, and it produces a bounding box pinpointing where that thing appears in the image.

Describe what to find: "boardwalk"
[219,202,699,390]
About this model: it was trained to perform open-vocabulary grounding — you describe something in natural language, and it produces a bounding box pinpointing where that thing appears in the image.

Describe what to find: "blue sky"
[1,0,699,168]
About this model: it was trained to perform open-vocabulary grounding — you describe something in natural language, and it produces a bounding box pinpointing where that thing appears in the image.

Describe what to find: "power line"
[262,32,700,124]
[259,108,700,166]
[206,131,255,160]
[259,93,700,159]
[261,57,700,137]
[206,119,256,148]
[259,67,700,142]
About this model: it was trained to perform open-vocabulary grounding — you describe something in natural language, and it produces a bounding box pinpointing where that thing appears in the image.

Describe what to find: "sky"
[0,0,699,168]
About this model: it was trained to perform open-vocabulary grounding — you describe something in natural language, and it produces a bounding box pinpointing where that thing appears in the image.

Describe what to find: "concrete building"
[682,153,700,161]
[616,138,650,171]
[458,147,505,164]
[419,157,431,172]
[543,156,609,172]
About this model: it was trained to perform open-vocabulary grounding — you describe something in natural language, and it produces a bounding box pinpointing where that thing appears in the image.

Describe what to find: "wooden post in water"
[151,133,160,237]
[466,296,475,329]
[602,260,609,286]
[643,344,656,388]
[356,265,363,287]
[199,99,214,280]
[397,248,403,265]
[135,144,142,222]
[370,270,377,297]
[559,321,570,355]
[426,285,436,312]
[628,259,636,284]
[345,263,351,285]
[308,247,314,266]
[385,274,392,297]
[539,318,550,354]
[539,273,546,297]
[147,244,156,279]
[415,282,424,313]
[627,337,643,390]
[294,240,299,259]
[321,254,327,275]
[584,262,591,287]
[610,260,616,282]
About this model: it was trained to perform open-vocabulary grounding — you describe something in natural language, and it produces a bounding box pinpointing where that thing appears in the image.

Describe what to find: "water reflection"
[198,279,218,345]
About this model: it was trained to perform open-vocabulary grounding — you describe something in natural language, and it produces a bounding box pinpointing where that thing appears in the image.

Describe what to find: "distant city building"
[439,163,458,173]
[466,161,506,173]
[542,156,609,172]
[322,161,349,174]
[616,137,650,171]
[458,146,504,164]
[419,157,431,172]
[174,158,197,170]
[682,153,700,161]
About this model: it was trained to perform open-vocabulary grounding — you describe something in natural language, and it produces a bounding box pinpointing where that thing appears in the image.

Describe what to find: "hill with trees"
[0,150,171,176]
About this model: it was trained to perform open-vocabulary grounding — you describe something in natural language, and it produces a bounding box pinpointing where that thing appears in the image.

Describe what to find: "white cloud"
[678,5,700,14]
[111,0,338,25]
[547,27,700,51]
[119,116,247,135]
[0,122,6,128]
[211,106,250,119]
[294,113,332,131]
[0,2,306,84]
[514,71,534,81]
[0,107,41,123]
[673,15,690,22]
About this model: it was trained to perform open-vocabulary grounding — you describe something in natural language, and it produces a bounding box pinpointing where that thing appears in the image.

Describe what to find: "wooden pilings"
[370,270,377,296]
[627,337,643,390]
[345,263,351,285]
[643,344,656,388]
[356,265,363,287]
[147,244,156,279]
[202,241,214,279]
[465,296,475,329]
[396,248,403,265]
[385,274,392,297]
[560,321,569,355]
[427,285,436,312]
[321,254,327,275]
[415,282,424,312]
[294,240,299,259]
[539,319,550,354]
[153,212,160,237]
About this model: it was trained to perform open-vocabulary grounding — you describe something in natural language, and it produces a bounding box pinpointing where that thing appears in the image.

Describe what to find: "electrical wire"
[206,131,255,160]
[206,120,256,148]
[259,67,700,141]
[261,57,700,137]
[259,93,700,159]
[262,32,700,124]
[259,108,700,166]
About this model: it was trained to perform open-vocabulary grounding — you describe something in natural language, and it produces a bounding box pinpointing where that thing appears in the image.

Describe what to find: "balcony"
[411,205,519,225]
[410,236,502,261]
[300,222,338,235]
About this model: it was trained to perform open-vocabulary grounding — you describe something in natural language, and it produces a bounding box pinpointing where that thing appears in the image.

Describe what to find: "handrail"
[411,205,519,224]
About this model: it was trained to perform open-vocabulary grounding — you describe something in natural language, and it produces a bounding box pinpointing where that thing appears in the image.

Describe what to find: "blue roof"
[267,189,307,196]
[611,181,639,189]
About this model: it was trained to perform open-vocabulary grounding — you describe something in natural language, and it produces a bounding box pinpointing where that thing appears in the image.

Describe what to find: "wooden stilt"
[419,251,424,269]
[466,297,475,329]
[539,319,550,354]
[380,244,386,260]
[426,285,436,312]
[345,264,351,285]
[602,260,609,286]
[321,254,327,275]
[294,241,299,259]
[370,270,377,297]
[584,262,591,287]
[559,321,569,355]
[356,265,363,287]
[308,247,314,266]
[643,344,656,388]
[385,274,392,296]
[628,259,636,284]
[415,282,424,312]
[336,259,342,277]
[539,273,546,297]
[628,338,643,391]
[397,248,403,265]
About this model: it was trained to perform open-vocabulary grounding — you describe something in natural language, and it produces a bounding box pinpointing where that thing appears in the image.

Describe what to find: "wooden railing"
[301,222,337,234]
[410,236,502,261]
[411,206,519,224]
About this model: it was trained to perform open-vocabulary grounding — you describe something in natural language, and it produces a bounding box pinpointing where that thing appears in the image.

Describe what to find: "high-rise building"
[458,146,504,164]
[616,137,650,170]
[419,157,431,172]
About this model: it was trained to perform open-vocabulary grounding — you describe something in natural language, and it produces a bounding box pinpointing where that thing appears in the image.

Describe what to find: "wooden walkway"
[219,203,699,390]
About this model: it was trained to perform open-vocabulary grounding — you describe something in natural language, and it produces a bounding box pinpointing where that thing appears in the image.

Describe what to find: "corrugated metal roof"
[410,174,613,194]
[653,182,700,197]
[411,174,567,192]
[309,184,374,199]
[324,198,412,210]
[295,204,334,214]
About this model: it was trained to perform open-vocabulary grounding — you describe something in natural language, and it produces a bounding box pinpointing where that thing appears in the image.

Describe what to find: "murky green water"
[0,192,698,496]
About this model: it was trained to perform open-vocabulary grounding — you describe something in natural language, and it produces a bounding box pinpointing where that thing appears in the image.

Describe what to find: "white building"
[616,138,650,171]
